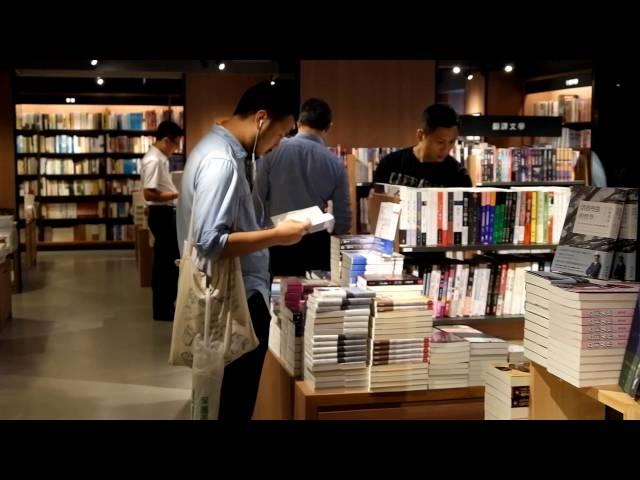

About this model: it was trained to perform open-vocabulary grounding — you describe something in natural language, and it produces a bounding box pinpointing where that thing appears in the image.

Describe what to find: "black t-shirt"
[373,147,472,188]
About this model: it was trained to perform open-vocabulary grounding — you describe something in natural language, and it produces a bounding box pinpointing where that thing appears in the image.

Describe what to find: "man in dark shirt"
[373,103,472,188]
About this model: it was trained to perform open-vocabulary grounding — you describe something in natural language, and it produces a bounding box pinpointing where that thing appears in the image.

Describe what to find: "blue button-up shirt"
[177,125,270,305]
[252,131,352,234]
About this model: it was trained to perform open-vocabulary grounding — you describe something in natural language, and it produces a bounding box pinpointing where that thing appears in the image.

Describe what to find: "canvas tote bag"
[169,194,259,367]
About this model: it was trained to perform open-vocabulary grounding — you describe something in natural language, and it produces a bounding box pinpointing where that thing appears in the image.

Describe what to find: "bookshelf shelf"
[18,129,159,136]
[400,244,557,253]
[16,174,39,180]
[37,129,105,136]
[106,153,146,158]
[105,174,141,179]
[41,174,103,180]
[16,152,104,158]
[477,181,585,188]
[104,129,157,136]
[39,218,133,226]
[37,195,133,203]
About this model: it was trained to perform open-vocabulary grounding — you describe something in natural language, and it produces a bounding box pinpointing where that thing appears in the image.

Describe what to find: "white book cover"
[271,206,335,234]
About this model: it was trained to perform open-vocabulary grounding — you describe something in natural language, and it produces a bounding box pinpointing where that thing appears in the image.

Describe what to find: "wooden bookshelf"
[14,103,184,249]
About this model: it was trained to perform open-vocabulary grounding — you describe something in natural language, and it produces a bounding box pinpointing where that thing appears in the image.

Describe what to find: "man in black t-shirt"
[373,103,472,188]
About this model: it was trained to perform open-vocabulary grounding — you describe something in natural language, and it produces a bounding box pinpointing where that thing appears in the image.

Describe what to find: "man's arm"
[221,221,310,258]
[192,157,309,260]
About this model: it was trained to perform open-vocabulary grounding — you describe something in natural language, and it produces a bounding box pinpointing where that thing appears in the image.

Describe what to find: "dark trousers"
[147,205,180,321]
[269,230,330,277]
[218,293,271,420]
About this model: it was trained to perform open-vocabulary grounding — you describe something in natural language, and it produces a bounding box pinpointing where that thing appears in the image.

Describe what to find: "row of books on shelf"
[16,109,183,131]
[19,180,37,197]
[378,185,571,247]
[106,135,155,154]
[18,158,141,176]
[468,145,580,183]
[38,179,141,196]
[42,224,134,242]
[411,261,552,319]
[40,202,131,220]
[106,158,140,175]
[535,128,591,150]
[16,135,105,154]
[16,134,179,155]
[533,96,591,123]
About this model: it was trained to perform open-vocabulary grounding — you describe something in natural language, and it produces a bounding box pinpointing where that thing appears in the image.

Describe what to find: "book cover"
[552,187,628,279]
[612,188,638,281]
[619,295,640,398]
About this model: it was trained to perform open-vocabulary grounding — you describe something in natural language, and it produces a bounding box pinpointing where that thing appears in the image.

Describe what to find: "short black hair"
[299,98,332,131]
[421,103,459,132]
[156,120,183,141]
[234,80,298,121]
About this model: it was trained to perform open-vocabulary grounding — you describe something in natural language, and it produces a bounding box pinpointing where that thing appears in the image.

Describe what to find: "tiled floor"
[0,251,191,419]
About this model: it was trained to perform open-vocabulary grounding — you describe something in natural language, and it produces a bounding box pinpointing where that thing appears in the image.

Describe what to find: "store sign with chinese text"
[459,115,562,137]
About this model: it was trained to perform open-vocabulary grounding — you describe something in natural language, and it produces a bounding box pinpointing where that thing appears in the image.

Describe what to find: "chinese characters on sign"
[492,122,527,131]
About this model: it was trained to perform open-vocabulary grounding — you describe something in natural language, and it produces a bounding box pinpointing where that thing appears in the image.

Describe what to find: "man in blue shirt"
[177,80,310,420]
[253,98,352,276]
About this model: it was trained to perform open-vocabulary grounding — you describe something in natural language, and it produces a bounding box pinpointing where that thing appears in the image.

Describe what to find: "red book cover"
[524,191,532,245]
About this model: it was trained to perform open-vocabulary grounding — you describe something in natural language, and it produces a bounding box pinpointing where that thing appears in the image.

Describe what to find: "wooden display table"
[254,349,296,420]
[254,349,485,420]
[294,381,484,420]
[530,362,640,420]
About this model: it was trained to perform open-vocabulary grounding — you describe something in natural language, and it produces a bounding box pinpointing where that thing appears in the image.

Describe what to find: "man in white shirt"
[141,120,183,321]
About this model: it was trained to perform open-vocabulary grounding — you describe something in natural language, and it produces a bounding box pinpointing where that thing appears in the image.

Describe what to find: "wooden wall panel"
[301,60,436,148]
[0,71,15,210]
[185,73,270,155]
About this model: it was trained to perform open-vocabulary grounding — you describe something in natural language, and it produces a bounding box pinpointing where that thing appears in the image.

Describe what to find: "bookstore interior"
[0,59,639,421]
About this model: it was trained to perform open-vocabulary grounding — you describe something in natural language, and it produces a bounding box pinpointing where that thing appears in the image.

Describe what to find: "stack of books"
[484,362,530,420]
[523,271,571,367]
[303,287,374,390]
[438,325,508,386]
[340,251,404,287]
[369,291,433,392]
[277,278,331,377]
[330,235,378,284]
[546,279,639,387]
[428,328,471,389]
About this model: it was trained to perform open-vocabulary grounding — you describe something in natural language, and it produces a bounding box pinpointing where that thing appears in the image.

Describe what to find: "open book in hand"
[271,206,335,235]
